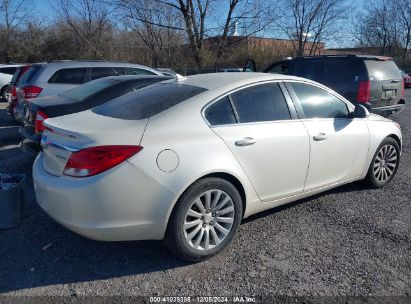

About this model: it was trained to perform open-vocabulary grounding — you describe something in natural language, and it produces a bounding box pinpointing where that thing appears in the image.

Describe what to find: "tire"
[1,85,8,101]
[165,177,243,262]
[365,137,400,188]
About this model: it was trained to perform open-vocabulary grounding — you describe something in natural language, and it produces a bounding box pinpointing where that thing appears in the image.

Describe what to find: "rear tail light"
[63,145,143,177]
[357,80,371,103]
[22,86,43,99]
[35,111,48,133]
[11,86,17,101]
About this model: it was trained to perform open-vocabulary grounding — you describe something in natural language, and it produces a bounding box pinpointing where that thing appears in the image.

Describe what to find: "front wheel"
[365,137,400,188]
[165,177,243,262]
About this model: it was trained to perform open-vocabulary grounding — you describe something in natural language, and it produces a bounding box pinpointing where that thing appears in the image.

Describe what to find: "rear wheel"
[1,85,8,101]
[165,178,243,262]
[365,137,400,188]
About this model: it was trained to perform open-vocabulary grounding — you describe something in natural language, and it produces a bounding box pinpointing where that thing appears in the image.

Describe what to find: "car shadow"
[242,181,368,224]
[0,176,370,293]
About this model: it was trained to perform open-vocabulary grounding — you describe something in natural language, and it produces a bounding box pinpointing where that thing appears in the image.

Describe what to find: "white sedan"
[33,73,402,261]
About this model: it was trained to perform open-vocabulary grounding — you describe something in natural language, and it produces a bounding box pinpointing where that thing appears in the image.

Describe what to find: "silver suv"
[14,60,162,122]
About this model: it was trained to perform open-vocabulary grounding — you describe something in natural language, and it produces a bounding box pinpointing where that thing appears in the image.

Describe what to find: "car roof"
[29,61,162,74]
[292,55,393,61]
[0,63,25,68]
[179,72,305,90]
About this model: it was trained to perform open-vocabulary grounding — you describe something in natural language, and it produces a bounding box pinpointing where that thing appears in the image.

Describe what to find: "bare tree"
[395,0,411,63]
[0,0,32,61]
[276,0,350,56]
[116,0,185,67]
[353,0,402,57]
[52,0,114,59]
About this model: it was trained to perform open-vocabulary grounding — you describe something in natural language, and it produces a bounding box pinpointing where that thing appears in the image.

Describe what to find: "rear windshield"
[59,78,117,102]
[18,66,42,84]
[93,83,207,120]
[365,60,401,80]
[0,67,18,75]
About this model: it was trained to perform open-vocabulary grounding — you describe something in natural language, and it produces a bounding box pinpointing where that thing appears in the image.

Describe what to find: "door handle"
[235,137,256,146]
[313,133,327,141]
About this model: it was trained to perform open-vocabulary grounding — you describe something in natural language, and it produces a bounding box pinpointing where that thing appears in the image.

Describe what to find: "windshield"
[59,78,117,102]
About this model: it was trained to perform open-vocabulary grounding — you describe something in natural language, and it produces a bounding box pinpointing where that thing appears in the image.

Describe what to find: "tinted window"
[266,62,290,74]
[0,67,18,75]
[125,67,156,75]
[19,66,42,84]
[89,67,121,80]
[93,83,206,120]
[289,60,318,80]
[230,83,290,123]
[205,97,236,125]
[48,68,87,84]
[126,79,168,94]
[365,60,401,80]
[59,78,117,102]
[291,82,350,119]
[321,59,366,84]
[10,66,31,85]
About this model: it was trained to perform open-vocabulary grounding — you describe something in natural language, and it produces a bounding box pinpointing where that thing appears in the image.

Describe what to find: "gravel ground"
[0,92,410,302]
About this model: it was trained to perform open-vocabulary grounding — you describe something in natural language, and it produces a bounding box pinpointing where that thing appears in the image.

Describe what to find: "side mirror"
[353,104,369,118]
[243,58,256,72]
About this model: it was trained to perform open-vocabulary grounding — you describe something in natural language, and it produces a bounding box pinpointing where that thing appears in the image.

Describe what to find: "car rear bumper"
[33,153,176,241]
[372,101,405,117]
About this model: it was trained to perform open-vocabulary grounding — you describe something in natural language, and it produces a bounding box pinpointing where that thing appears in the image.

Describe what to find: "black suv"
[258,55,405,116]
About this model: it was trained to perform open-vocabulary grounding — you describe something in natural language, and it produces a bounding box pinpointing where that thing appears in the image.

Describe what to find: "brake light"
[35,111,48,133]
[11,86,17,101]
[63,145,143,177]
[357,80,371,103]
[22,86,42,99]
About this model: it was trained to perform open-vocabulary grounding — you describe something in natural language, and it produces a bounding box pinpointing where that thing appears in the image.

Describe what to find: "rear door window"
[365,60,401,80]
[93,83,206,120]
[265,61,290,74]
[230,83,291,123]
[59,78,117,102]
[48,68,87,84]
[89,67,122,80]
[288,60,318,80]
[205,96,236,126]
[290,82,350,119]
[125,67,157,75]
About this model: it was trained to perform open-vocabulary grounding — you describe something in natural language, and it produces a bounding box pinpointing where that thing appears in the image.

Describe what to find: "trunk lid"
[41,110,148,176]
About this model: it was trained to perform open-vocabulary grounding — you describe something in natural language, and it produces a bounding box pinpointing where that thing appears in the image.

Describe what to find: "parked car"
[20,75,172,154]
[33,73,402,262]
[13,60,164,123]
[6,65,32,117]
[0,63,24,100]
[400,70,411,88]
[251,55,405,116]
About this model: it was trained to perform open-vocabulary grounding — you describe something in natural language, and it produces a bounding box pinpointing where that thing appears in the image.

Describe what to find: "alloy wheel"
[373,144,398,183]
[183,189,235,251]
